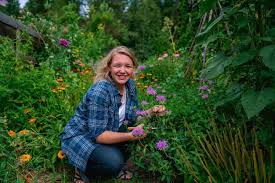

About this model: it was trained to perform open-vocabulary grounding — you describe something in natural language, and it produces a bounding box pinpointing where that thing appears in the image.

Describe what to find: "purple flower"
[156,140,168,150]
[132,127,144,137]
[156,95,166,102]
[199,85,209,91]
[141,100,149,105]
[138,65,145,71]
[59,38,69,47]
[0,0,8,6]
[201,94,209,99]
[136,110,148,116]
[147,86,157,95]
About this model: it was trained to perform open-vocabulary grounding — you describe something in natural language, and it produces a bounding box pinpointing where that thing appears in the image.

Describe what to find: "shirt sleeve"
[85,83,110,142]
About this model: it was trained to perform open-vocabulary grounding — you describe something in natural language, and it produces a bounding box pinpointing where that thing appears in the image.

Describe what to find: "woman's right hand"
[128,124,147,140]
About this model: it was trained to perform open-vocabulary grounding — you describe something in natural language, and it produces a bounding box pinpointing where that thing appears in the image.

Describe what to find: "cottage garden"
[1,1,274,183]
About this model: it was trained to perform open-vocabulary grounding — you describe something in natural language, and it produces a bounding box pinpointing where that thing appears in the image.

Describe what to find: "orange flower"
[8,130,16,137]
[19,130,29,135]
[51,88,57,93]
[28,118,37,123]
[57,150,65,159]
[25,176,33,183]
[24,109,31,114]
[20,154,31,163]
[56,78,63,82]
[58,87,66,91]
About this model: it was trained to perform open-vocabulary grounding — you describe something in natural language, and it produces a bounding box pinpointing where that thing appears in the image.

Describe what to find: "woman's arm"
[96,131,134,144]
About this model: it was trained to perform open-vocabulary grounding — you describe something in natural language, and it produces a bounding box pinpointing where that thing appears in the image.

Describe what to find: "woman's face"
[109,53,134,89]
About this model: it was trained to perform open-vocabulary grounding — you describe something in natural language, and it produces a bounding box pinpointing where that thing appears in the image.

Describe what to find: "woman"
[60,46,165,182]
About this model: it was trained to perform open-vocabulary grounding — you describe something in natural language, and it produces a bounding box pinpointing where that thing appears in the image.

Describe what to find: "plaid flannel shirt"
[60,79,139,172]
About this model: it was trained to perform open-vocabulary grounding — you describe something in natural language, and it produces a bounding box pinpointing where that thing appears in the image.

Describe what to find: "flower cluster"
[156,95,166,102]
[156,140,169,150]
[147,86,157,95]
[198,78,213,100]
[132,127,145,137]
[136,110,148,116]
[138,65,146,71]
[58,38,69,47]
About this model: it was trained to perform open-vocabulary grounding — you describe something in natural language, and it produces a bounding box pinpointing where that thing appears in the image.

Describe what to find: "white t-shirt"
[119,90,126,127]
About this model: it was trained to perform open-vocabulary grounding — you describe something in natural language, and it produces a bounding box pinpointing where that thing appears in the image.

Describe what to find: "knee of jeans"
[106,159,124,176]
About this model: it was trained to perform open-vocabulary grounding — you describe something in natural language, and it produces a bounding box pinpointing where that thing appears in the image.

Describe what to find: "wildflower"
[132,127,145,137]
[141,100,149,105]
[138,65,145,71]
[173,52,180,58]
[28,118,37,123]
[56,78,63,82]
[19,130,30,135]
[162,52,168,58]
[57,150,65,159]
[25,176,32,183]
[156,140,169,150]
[8,130,16,137]
[136,110,148,116]
[0,0,8,6]
[51,88,57,93]
[156,95,166,102]
[158,57,164,61]
[147,86,157,95]
[20,154,31,163]
[201,94,209,99]
[199,85,209,91]
[58,38,69,47]
[23,109,31,114]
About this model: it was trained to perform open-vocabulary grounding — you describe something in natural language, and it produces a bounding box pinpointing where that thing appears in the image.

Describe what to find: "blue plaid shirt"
[60,79,139,172]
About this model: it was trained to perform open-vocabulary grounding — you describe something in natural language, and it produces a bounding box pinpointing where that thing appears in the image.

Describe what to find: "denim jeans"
[85,126,130,179]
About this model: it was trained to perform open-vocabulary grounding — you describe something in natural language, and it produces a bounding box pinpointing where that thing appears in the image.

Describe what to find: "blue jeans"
[85,143,129,179]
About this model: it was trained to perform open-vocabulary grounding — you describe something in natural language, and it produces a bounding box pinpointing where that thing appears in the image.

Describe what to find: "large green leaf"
[231,50,256,66]
[215,84,244,107]
[259,45,275,71]
[200,54,230,79]
[241,87,275,119]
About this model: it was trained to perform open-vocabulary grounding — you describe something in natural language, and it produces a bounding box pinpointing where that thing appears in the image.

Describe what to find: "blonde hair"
[94,46,137,82]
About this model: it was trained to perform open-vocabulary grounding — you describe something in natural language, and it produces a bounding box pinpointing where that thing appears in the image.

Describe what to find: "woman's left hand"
[149,105,166,116]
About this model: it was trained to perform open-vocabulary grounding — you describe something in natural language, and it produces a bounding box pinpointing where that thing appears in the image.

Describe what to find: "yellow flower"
[19,130,29,135]
[20,154,31,163]
[24,109,31,114]
[8,130,16,137]
[28,118,37,123]
[57,150,65,159]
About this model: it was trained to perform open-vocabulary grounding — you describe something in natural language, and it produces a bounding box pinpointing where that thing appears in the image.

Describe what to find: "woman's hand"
[128,124,147,140]
[149,105,166,116]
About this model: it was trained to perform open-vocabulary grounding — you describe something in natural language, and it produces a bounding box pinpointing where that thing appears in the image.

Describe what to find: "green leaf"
[241,87,275,119]
[197,13,224,37]
[215,84,244,107]
[231,50,256,66]
[259,45,275,71]
[200,54,230,79]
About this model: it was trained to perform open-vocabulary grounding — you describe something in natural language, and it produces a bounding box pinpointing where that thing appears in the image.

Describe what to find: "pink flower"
[59,38,69,47]
[201,94,209,99]
[162,52,168,58]
[156,140,168,150]
[199,85,209,91]
[156,95,166,102]
[138,65,145,71]
[0,0,8,6]
[147,86,157,95]
[132,127,144,137]
[141,100,149,105]
[136,110,148,116]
